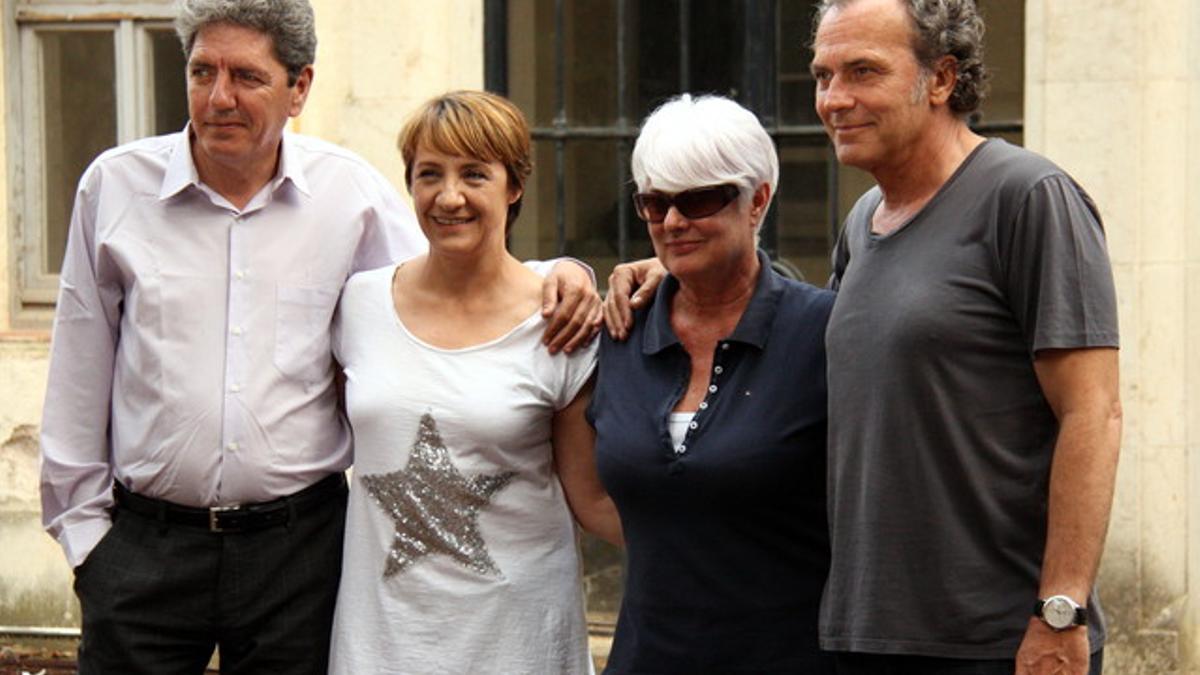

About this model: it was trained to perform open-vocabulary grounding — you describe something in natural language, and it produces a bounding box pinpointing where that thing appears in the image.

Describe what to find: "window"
[8,1,188,324]
[489,0,1023,284]
[487,0,1024,635]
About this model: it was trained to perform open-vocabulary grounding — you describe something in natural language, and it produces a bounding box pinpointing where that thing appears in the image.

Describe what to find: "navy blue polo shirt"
[588,252,836,673]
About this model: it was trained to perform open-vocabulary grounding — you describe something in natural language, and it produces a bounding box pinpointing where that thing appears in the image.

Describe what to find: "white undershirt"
[668,412,697,454]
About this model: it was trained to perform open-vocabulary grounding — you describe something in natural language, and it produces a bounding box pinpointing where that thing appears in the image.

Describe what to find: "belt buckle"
[209,505,242,533]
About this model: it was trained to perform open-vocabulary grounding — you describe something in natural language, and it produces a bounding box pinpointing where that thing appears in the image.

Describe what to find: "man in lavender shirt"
[39,1,597,672]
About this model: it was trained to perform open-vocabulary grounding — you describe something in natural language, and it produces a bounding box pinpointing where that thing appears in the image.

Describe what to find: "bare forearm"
[1038,399,1122,601]
[569,495,623,547]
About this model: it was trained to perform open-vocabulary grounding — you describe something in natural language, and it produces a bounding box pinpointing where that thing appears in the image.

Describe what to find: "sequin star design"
[361,413,516,579]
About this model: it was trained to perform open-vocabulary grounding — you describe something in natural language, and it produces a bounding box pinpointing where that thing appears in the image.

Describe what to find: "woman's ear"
[750,183,772,224]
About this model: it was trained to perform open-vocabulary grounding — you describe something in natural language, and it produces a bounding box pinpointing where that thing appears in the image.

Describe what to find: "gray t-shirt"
[820,139,1118,658]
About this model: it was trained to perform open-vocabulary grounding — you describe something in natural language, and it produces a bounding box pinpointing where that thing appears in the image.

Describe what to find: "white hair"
[631,94,778,213]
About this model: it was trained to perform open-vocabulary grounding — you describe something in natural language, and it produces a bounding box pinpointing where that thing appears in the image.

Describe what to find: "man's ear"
[289,65,315,117]
[927,56,957,106]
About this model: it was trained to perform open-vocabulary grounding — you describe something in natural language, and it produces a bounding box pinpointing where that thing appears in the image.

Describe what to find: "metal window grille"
[484,0,1023,278]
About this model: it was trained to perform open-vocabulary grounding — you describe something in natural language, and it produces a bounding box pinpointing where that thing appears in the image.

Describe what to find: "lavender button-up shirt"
[41,129,427,568]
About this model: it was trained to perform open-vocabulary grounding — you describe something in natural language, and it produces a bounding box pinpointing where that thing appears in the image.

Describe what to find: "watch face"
[1043,597,1076,629]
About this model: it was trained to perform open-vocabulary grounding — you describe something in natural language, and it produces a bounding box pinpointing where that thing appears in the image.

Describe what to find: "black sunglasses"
[632,184,740,223]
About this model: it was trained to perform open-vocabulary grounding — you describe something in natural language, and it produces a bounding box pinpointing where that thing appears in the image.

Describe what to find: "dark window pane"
[975,0,1023,143]
[507,0,560,127]
[150,28,189,134]
[564,2,618,125]
[509,139,558,260]
[562,139,625,263]
[776,137,834,283]
[632,0,681,112]
[686,1,743,98]
[41,30,116,275]
[778,2,821,126]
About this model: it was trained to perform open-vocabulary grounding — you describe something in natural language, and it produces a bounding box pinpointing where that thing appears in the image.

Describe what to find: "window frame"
[7,1,177,327]
[484,0,1023,273]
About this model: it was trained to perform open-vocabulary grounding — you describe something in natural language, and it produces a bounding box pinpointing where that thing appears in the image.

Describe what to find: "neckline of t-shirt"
[866,137,998,244]
[384,264,544,354]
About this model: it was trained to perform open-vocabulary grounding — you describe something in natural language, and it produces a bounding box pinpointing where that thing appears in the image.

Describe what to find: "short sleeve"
[523,257,597,287]
[552,337,598,411]
[1002,174,1119,352]
[827,187,880,292]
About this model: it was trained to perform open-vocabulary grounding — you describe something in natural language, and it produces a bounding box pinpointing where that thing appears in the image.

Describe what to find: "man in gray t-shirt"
[812,0,1119,673]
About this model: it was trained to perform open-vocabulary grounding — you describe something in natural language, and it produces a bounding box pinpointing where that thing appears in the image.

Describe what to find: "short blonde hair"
[398,90,533,230]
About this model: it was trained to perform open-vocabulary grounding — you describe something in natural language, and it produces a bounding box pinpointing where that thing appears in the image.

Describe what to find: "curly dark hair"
[812,0,991,115]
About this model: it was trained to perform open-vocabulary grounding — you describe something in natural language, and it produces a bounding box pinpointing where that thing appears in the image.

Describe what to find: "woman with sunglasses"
[327,90,619,674]
[587,94,836,673]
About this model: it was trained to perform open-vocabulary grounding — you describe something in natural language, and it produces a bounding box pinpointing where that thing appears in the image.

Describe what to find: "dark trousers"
[73,480,347,675]
[835,649,1104,674]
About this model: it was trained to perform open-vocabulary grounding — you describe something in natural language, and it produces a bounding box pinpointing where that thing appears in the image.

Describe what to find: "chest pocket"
[274,284,340,384]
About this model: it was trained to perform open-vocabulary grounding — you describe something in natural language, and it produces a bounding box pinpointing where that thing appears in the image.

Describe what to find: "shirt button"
[231,326,244,336]
[688,421,698,430]
[698,402,708,410]
[676,444,686,454]
[720,343,730,351]
[235,270,246,280]
[226,442,240,451]
[708,384,718,393]
[713,365,724,375]
[230,383,242,393]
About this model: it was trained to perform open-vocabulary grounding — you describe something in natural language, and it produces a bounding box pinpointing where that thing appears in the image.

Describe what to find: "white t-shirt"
[328,265,597,674]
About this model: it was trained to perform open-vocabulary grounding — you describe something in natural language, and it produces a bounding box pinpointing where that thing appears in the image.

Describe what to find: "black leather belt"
[112,473,346,533]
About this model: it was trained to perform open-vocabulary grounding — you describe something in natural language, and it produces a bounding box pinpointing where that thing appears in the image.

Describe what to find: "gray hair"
[813,0,989,115]
[175,0,317,86]
[631,94,779,224]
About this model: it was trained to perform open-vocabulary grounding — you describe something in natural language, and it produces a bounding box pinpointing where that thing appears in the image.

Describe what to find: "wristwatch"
[1034,595,1087,630]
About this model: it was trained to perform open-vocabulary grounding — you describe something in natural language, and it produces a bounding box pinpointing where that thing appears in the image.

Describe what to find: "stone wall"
[1026,1,1199,672]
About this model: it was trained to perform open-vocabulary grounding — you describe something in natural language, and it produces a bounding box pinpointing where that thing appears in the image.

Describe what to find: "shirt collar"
[276,131,310,197]
[158,125,200,200]
[641,249,784,355]
[158,125,311,201]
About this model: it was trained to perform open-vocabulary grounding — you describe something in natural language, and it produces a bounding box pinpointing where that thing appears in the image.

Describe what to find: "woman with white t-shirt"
[328,90,620,674]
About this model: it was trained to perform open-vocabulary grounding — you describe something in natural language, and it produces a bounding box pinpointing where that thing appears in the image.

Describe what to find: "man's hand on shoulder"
[602,257,666,341]
[541,259,601,354]
[1015,617,1089,675]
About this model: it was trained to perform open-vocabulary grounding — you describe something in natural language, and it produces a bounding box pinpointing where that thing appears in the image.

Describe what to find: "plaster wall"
[1026,0,1199,672]
[297,0,485,195]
